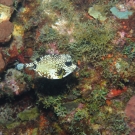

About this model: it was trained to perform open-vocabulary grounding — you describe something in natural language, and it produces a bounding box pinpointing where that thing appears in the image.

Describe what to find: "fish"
[16,54,77,79]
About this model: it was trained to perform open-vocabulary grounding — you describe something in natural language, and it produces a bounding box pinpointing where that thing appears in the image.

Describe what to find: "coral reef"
[0,0,135,134]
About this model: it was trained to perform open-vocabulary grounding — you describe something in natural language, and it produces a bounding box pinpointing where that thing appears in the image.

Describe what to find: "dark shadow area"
[10,1,24,22]
[34,74,78,96]
[0,37,13,47]
[0,88,36,106]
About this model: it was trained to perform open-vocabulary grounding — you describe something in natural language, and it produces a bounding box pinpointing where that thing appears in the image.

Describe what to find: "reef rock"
[0,20,14,43]
[5,68,28,95]
[125,96,135,134]
[0,68,28,96]
[0,0,14,6]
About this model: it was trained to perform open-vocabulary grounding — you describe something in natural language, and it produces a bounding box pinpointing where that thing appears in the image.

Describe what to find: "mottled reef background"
[1,0,135,134]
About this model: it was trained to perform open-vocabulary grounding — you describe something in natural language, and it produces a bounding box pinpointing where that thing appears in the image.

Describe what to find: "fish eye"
[36,57,41,62]
[65,61,72,66]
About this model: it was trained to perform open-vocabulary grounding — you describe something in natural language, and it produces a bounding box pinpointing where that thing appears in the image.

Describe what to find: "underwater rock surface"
[125,96,135,134]
[0,20,13,42]
[0,0,14,6]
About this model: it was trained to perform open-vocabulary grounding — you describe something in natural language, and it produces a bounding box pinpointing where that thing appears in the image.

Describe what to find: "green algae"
[85,88,108,114]
[44,0,75,21]
[37,95,68,117]
[65,20,115,65]
[17,107,39,121]
[31,128,38,135]
[39,25,59,43]
[123,42,135,59]
[63,101,79,113]
[74,109,89,121]
[73,20,114,45]
[6,122,20,129]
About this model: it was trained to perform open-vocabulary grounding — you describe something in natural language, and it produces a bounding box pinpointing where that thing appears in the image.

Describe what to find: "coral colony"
[1,0,135,134]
